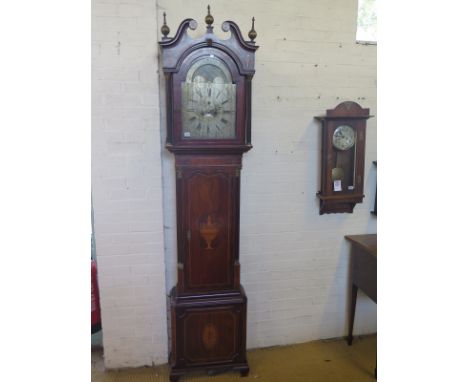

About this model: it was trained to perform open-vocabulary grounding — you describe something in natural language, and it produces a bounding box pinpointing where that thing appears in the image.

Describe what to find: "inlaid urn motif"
[199,214,219,250]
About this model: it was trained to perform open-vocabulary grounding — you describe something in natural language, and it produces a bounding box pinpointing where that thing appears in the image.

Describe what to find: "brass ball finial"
[205,5,214,26]
[161,12,170,38]
[248,17,257,41]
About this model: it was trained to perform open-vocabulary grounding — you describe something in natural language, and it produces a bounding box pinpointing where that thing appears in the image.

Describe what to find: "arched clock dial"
[182,56,237,139]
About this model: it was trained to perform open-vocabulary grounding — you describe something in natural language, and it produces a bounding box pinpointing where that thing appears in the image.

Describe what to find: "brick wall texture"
[92,0,377,368]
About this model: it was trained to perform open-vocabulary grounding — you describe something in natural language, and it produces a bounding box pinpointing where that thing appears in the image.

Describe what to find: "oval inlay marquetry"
[202,323,218,350]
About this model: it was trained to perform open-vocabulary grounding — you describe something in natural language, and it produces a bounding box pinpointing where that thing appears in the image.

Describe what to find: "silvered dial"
[332,125,355,150]
[182,56,236,139]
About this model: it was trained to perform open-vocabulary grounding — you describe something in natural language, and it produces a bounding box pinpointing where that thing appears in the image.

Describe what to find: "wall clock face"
[182,56,237,139]
[332,125,355,150]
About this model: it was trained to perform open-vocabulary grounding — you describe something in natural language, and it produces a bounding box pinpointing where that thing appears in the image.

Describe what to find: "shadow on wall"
[305,117,322,219]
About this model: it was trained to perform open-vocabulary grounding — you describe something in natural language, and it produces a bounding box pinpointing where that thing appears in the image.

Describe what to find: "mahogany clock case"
[159,8,258,382]
[315,101,373,215]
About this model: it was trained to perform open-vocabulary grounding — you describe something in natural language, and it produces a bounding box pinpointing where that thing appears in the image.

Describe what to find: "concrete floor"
[92,334,376,382]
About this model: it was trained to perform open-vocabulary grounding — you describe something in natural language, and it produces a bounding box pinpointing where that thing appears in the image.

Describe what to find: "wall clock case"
[159,7,258,382]
[315,101,372,214]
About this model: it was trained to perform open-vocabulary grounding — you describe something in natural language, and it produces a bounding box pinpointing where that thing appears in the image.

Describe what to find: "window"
[356,0,377,43]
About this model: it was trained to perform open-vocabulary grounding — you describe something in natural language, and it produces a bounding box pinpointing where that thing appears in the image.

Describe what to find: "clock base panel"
[169,286,248,380]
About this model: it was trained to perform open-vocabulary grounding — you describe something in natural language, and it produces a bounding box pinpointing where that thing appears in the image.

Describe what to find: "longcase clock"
[159,7,258,382]
[315,101,372,214]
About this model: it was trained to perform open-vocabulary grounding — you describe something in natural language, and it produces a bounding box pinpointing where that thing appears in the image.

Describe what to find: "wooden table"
[345,234,377,377]
[345,234,377,344]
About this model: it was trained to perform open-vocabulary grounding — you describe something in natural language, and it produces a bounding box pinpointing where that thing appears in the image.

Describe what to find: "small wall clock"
[315,101,373,214]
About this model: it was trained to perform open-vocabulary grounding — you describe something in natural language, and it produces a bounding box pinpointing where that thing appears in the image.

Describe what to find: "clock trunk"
[174,154,242,294]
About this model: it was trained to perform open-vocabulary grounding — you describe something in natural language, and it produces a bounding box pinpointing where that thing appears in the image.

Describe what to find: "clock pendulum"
[159,7,258,382]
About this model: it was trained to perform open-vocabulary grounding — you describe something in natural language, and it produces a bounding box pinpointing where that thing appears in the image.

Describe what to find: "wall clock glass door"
[332,124,356,192]
[182,56,237,139]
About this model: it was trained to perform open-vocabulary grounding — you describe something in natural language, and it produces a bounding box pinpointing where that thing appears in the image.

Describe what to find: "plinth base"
[169,287,249,381]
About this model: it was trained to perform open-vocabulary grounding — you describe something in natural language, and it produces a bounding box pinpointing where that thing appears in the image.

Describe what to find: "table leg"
[347,283,358,346]
[374,353,377,379]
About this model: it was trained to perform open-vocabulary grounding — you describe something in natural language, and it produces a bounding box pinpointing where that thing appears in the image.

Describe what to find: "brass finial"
[161,12,170,39]
[205,5,214,26]
[248,17,257,42]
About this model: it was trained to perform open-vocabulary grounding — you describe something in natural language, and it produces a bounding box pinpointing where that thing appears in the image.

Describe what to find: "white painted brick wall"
[92,0,167,368]
[159,0,377,351]
[93,0,376,368]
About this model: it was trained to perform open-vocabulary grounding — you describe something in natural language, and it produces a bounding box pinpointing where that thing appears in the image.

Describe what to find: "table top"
[345,234,377,257]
